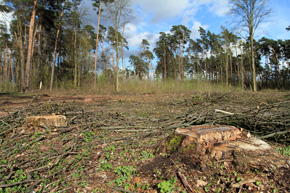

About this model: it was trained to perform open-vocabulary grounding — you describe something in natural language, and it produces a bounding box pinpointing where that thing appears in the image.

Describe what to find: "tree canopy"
[0,0,289,93]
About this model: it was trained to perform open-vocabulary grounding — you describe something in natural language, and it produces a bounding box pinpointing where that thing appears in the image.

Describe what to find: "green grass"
[277,146,290,157]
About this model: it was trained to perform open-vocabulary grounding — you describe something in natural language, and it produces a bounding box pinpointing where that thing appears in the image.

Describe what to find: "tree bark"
[25,0,37,93]
[18,20,25,91]
[101,38,105,72]
[30,22,38,88]
[74,21,78,87]
[226,53,229,87]
[121,21,126,81]
[250,35,257,92]
[241,52,244,90]
[115,20,120,92]
[230,53,233,84]
[94,1,102,91]
[8,48,14,92]
[37,24,42,85]
[202,43,207,80]
[163,41,166,80]
[4,44,8,92]
[180,33,185,80]
[112,47,115,75]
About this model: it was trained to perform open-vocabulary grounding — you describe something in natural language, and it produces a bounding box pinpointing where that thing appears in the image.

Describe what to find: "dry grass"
[49,79,247,95]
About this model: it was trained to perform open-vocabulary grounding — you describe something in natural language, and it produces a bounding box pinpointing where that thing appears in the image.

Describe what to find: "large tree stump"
[27,115,67,127]
[159,125,275,161]
[157,125,290,175]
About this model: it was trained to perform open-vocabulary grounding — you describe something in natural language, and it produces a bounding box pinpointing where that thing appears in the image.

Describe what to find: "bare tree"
[92,0,114,91]
[105,0,132,92]
[229,0,272,92]
[25,0,37,92]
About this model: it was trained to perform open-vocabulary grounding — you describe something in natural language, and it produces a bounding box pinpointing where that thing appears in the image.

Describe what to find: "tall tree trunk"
[101,38,104,72]
[0,53,2,87]
[74,22,78,87]
[18,20,25,91]
[220,55,223,83]
[163,41,166,80]
[112,47,115,75]
[275,52,280,88]
[219,48,223,83]
[226,53,229,87]
[241,52,244,90]
[250,35,257,92]
[94,1,102,91]
[216,58,219,82]
[179,33,185,80]
[37,24,42,85]
[148,59,151,80]
[230,53,233,84]
[121,21,126,81]
[30,22,38,89]
[78,50,81,88]
[202,43,207,80]
[236,46,239,85]
[25,0,37,93]
[209,57,212,81]
[8,49,14,92]
[4,44,8,92]
[237,58,240,85]
[115,23,120,92]
[50,0,67,91]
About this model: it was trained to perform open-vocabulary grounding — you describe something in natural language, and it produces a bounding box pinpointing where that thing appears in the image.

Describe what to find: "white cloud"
[180,8,199,25]
[124,23,138,37]
[132,0,190,23]
[208,0,230,16]
[190,21,209,39]
[197,0,230,17]
[125,23,160,48]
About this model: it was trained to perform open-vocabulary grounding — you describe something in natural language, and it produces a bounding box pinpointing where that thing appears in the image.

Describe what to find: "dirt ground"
[0,91,290,192]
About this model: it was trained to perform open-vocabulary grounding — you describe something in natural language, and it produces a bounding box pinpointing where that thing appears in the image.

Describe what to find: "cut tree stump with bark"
[159,125,245,155]
[158,125,287,169]
[27,115,67,128]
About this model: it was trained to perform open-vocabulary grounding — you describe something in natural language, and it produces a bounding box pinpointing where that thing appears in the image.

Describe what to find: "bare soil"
[0,91,289,192]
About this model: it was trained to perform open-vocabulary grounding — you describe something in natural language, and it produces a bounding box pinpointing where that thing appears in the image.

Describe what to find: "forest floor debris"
[0,91,289,192]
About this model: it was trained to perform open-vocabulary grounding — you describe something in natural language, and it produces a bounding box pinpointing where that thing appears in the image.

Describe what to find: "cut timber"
[159,125,274,160]
[27,115,67,127]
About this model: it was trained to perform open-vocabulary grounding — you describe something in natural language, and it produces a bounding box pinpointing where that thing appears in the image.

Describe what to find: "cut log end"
[159,125,274,160]
[27,115,67,128]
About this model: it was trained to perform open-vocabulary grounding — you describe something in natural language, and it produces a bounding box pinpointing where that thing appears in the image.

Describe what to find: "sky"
[81,0,290,59]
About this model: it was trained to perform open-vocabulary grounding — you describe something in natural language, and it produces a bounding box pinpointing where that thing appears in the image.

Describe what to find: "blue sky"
[82,0,290,62]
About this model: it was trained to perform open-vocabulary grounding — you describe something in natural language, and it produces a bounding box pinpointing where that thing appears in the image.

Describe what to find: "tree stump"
[27,115,67,127]
[159,125,280,164]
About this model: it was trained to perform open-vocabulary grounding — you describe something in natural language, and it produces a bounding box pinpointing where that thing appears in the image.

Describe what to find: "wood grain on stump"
[27,115,67,127]
[160,125,274,160]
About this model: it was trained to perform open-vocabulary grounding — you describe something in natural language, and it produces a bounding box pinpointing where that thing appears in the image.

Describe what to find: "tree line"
[0,0,289,93]
[152,25,290,90]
